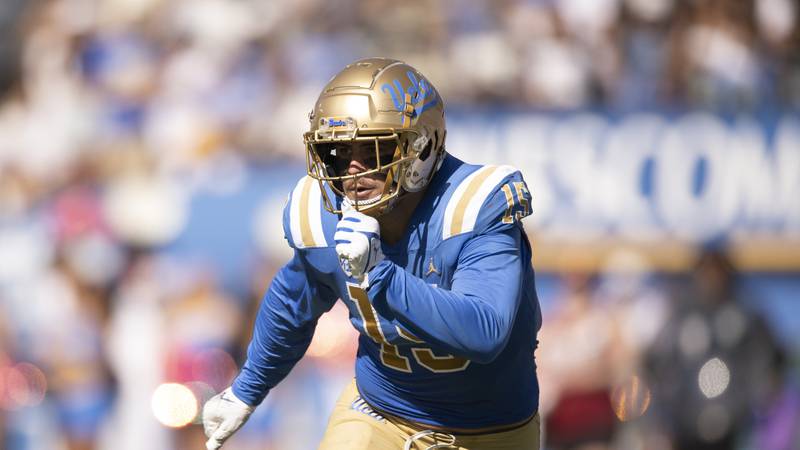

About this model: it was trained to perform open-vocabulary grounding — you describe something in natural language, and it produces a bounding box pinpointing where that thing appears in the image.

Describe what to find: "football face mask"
[306,117,415,213]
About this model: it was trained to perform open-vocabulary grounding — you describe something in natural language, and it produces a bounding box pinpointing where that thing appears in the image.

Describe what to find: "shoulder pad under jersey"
[442,165,532,240]
[283,176,330,249]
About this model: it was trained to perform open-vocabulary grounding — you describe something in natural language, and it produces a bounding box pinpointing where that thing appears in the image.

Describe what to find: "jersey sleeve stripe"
[299,177,315,247]
[289,176,328,248]
[289,178,304,248]
[443,165,517,239]
[308,180,327,247]
[450,166,499,235]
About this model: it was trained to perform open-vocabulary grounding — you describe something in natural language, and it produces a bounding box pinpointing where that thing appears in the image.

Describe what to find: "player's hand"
[202,387,254,450]
[334,209,384,281]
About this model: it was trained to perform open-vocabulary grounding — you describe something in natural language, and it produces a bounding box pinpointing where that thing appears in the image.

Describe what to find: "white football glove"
[334,209,384,281]
[202,387,254,450]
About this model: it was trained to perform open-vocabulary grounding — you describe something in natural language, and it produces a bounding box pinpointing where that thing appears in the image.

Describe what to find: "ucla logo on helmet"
[381,71,440,117]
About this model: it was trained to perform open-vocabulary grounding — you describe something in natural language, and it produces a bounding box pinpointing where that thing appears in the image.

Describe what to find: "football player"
[202,58,542,450]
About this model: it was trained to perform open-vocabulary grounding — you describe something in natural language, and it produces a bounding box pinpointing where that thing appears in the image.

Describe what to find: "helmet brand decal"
[381,71,439,117]
[319,117,357,136]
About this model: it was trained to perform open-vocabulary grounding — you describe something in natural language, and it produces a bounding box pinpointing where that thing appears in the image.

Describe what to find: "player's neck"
[378,189,426,245]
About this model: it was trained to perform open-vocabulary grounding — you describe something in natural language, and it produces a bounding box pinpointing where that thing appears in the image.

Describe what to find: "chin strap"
[403,430,457,450]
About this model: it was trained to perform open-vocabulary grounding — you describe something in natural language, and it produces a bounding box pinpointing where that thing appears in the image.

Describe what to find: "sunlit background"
[0,0,798,449]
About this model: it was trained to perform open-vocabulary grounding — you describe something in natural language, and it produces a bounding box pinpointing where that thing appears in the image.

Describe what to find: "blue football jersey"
[232,153,542,431]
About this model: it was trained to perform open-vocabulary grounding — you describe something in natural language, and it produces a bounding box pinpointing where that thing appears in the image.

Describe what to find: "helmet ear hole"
[431,130,441,155]
[418,138,433,161]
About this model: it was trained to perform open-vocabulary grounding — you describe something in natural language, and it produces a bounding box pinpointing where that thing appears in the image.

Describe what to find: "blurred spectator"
[102,252,171,450]
[612,0,678,108]
[162,274,244,449]
[511,2,597,108]
[538,273,625,450]
[666,0,766,110]
[644,247,787,450]
[46,256,114,450]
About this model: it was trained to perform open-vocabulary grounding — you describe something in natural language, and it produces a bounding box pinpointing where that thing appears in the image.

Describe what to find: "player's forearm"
[233,346,310,407]
[367,235,523,363]
[231,254,325,406]
[231,288,316,406]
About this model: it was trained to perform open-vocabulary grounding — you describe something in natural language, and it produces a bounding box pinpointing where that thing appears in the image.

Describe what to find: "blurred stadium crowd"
[0,0,798,449]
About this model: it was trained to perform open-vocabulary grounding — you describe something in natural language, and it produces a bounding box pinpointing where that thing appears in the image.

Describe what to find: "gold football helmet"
[303,57,446,216]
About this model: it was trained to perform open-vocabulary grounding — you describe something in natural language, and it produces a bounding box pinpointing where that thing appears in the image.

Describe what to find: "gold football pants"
[318,380,540,450]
